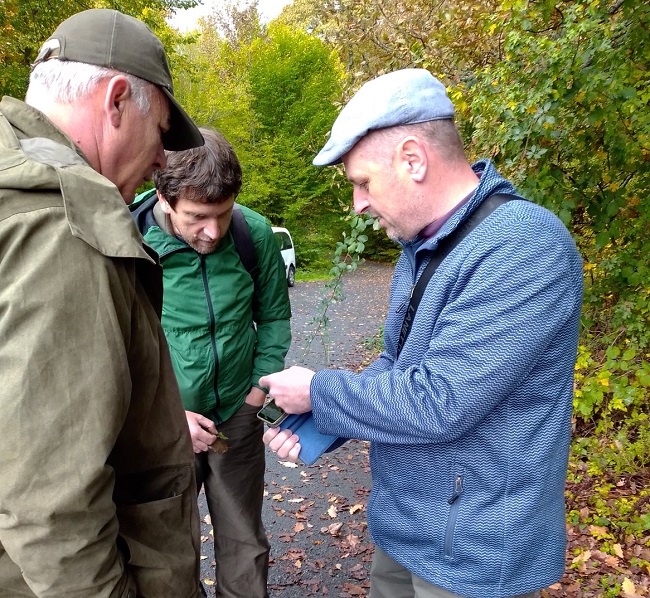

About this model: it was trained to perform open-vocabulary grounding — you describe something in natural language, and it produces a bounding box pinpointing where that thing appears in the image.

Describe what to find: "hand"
[263,426,301,463]
[259,366,315,414]
[185,411,218,454]
[244,386,267,408]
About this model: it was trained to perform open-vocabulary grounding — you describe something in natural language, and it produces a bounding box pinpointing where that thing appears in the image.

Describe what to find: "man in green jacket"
[0,9,205,598]
[131,127,292,598]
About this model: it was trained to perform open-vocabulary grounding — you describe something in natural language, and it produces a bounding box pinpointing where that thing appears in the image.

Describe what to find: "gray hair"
[26,60,153,113]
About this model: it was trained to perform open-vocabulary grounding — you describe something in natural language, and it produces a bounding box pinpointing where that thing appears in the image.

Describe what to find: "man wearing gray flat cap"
[0,9,205,598]
[261,69,583,598]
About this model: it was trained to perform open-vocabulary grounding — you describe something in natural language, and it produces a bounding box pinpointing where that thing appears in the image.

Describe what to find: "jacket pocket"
[115,465,197,598]
[444,470,465,559]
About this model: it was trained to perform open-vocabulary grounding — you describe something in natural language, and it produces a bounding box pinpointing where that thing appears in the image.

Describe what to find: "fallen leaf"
[613,543,624,558]
[350,504,364,514]
[327,505,337,518]
[589,525,609,537]
[571,550,592,571]
[280,461,299,468]
[323,522,343,536]
[346,534,360,549]
[622,578,636,596]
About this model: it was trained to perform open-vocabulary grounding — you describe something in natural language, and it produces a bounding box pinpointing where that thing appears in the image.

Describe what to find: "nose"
[352,188,370,215]
[202,220,219,241]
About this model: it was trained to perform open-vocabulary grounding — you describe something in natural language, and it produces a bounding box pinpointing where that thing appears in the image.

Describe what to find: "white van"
[272,226,296,287]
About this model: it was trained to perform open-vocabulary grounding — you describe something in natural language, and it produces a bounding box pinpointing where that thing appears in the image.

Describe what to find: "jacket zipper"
[201,255,221,414]
[444,474,464,558]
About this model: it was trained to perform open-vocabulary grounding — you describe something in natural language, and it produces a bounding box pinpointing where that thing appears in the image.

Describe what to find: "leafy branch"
[303,213,378,364]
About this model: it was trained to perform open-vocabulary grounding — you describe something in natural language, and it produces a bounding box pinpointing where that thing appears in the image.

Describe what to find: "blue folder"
[279,412,346,465]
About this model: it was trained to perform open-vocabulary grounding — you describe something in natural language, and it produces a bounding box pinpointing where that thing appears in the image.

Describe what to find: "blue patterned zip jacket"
[310,160,583,597]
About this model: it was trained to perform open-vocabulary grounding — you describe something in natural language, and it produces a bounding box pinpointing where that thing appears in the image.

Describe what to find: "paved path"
[199,261,394,597]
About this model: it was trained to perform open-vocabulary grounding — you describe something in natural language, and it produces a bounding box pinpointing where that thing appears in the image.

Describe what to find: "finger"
[262,426,281,444]
[198,431,217,448]
[275,435,300,459]
[193,442,209,454]
[268,429,294,452]
[197,416,217,434]
[287,442,301,463]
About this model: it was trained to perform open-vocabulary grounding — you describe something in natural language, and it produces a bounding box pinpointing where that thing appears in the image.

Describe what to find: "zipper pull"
[448,475,464,504]
[396,285,415,313]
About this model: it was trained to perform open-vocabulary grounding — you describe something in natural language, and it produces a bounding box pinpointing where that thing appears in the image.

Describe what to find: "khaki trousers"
[195,402,269,598]
[370,545,541,598]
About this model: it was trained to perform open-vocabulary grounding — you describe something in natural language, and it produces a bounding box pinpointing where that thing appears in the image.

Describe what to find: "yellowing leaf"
[572,549,591,564]
[621,578,636,596]
[589,524,609,537]
[613,543,624,558]
[203,579,215,586]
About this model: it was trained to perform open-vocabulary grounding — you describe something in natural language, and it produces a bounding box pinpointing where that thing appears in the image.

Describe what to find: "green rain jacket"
[0,97,202,598]
[131,189,291,424]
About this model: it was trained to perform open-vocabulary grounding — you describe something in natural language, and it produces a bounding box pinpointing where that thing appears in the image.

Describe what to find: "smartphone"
[256,398,288,427]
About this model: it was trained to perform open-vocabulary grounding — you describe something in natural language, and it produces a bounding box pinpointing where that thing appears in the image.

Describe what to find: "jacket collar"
[406,159,521,258]
[0,96,152,262]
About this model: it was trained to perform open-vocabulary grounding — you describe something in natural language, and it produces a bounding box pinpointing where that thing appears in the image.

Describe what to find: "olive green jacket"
[0,97,202,598]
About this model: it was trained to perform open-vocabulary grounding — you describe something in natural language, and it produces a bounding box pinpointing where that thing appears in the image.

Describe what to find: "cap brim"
[312,144,344,167]
[161,88,204,151]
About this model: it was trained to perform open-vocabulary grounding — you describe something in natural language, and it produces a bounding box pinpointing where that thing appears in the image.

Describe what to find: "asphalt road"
[199,261,394,597]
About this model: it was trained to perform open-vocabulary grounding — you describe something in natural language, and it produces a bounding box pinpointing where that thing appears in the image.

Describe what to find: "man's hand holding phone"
[257,366,315,463]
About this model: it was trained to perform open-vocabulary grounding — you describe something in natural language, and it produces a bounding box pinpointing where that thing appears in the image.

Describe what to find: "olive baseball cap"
[313,69,455,166]
[33,9,203,151]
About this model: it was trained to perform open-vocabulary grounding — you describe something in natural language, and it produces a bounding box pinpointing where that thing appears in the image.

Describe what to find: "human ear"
[398,137,427,182]
[104,75,131,128]
[156,190,173,214]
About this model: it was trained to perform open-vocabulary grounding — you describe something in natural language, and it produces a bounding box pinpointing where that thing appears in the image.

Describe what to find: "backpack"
[230,203,260,285]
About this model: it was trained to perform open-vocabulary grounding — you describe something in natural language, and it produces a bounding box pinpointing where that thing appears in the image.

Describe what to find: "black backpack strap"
[396,193,518,356]
[230,203,261,285]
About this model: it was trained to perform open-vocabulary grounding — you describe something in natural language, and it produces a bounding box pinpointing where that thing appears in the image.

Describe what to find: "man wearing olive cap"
[0,9,205,598]
[261,69,583,598]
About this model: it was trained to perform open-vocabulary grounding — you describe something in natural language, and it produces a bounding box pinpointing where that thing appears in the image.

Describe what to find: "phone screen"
[256,399,287,426]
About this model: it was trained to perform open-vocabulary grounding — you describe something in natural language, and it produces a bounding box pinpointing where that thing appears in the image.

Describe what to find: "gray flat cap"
[313,68,455,166]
